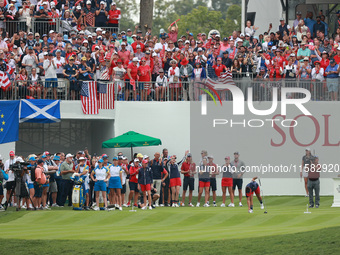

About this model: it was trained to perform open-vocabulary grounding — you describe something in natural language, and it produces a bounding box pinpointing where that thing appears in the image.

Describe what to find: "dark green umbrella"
[102,131,162,156]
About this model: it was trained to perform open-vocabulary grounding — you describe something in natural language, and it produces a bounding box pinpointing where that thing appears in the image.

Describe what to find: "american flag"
[206,70,235,90]
[85,12,95,27]
[98,82,115,109]
[81,81,98,114]
[0,71,11,90]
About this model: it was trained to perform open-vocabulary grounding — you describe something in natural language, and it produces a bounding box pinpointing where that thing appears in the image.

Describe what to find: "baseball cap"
[41,155,47,159]
[49,30,54,34]
[234,152,239,155]
[37,159,44,164]
[280,18,284,21]
[142,160,148,164]
[132,57,139,62]
[9,151,15,156]
[121,42,126,46]
[134,158,139,162]
[305,147,311,151]
[290,53,296,57]
[330,59,335,64]
[187,153,192,157]
[66,153,73,158]
[111,2,116,5]
[137,153,143,158]
[185,40,190,44]
[96,27,103,32]
[296,11,302,15]
[100,1,105,4]
[98,159,104,163]
[303,57,309,61]
[53,156,60,161]
[86,0,91,4]
[29,156,37,161]
[102,154,108,158]
[225,156,230,160]
[78,157,86,161]
[112,157,118,160]
[223,37,228,41]
[28,46,33,50]
[117,59,122,63]
[207,155,214,159]
[118,156,123,160]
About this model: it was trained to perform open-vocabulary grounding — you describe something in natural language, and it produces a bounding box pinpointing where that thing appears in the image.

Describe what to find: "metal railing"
[2,77,339,102]
[5,19,120,37]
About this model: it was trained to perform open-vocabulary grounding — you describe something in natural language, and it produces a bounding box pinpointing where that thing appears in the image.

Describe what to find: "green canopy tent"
[102,131,162,157]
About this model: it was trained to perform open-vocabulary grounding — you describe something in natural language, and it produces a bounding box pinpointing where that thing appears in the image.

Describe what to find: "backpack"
[0,169,8,182]
[30,167,36,182]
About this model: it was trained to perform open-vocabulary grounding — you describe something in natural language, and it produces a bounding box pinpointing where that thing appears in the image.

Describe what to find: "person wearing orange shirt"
[33,159,47,209]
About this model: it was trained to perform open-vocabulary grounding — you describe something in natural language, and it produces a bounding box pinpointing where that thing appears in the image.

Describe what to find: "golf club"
[258,178,268,214]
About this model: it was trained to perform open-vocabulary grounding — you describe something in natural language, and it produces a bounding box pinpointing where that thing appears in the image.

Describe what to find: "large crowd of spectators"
[0,2,339,101]
[0,149,252,211]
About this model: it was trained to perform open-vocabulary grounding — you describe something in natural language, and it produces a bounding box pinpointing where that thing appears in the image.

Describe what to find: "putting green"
[1,196,339,241]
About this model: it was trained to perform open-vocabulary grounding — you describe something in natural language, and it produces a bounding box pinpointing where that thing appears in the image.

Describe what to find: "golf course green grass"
[1,196,340,254]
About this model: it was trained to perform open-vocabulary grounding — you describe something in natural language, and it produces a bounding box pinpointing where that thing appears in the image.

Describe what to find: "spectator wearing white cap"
[84,1,95,27]
[108,2,121,28]
[95,1,108,27]
[59,153,75,206]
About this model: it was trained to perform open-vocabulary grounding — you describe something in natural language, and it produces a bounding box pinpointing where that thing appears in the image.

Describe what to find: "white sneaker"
[188,203,194,207]
[21,205,27,209]
[172,203,176,207]
[248,209,253,213]
[261,203,264,209]
[196,202,200,207]
[13,203,17,207]
[123,204,128,207]
[44,205,51,210]
[220,203,226,207]
[228,203,235,207]
[239,202,243,207]
[108,208,115,211]
[160,204,164,207]
[141,206,147,210]
[149,206,153,210]
[213,202,217,207]
[119,207,122,211]
[155,202,159,207]
[203,203,210,207]
[180,202,185,207]
[175,203,179,207]
[93,206,100,211]
[52,203,59,207]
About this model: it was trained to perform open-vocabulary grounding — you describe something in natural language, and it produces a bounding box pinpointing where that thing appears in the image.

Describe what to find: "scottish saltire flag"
[0,101,20,144]
[20,99,61,123]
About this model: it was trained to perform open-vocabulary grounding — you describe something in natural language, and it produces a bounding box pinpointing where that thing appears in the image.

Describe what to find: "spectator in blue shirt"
[304,11,316,35]
[313,16,325,38]
[325,59,340,101]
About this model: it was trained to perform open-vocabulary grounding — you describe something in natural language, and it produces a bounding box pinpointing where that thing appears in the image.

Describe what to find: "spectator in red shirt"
[108,2,121,28]
[118,42,130,63]
[180,153,196,207]
[138,57,152,101]
[167,21,178,45]
[334,47,340,64]
[91,36,106,52]
[144,51,154,71]
[212,57,227,77]
[128,158,140,207]
[125,57,139,101]
[131,36,145,53]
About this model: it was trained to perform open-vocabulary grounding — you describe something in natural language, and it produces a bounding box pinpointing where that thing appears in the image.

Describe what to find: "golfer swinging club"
[245,177,264,213]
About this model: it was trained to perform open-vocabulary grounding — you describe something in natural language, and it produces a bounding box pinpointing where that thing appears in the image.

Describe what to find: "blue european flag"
[20,99,61,123]
[0,101,20,144]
